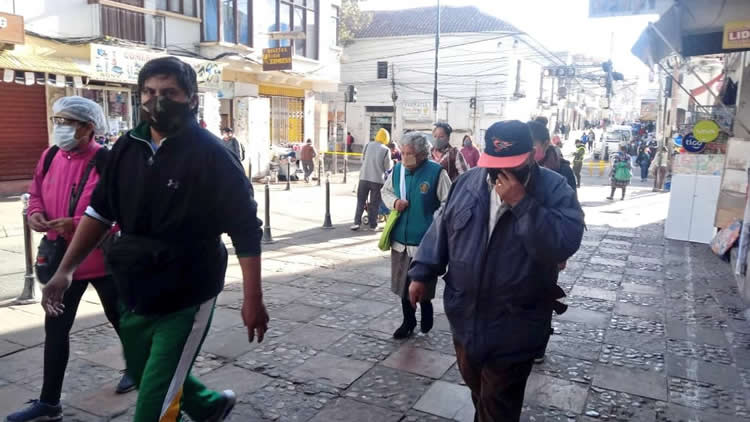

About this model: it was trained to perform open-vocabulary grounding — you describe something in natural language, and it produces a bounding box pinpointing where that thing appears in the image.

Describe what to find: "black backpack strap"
[42,146,60,178]
[93,147,110,175]
[67,156,99,217]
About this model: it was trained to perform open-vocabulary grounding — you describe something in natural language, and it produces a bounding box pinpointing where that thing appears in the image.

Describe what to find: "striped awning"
[0,51,87,77]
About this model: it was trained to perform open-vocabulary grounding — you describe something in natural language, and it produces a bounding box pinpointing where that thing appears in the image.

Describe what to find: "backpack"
[42,145,109,178]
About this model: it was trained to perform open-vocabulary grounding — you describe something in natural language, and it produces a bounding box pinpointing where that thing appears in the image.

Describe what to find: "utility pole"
[432,0,440,122]
[391,62,398,133]
[472,80,478,137]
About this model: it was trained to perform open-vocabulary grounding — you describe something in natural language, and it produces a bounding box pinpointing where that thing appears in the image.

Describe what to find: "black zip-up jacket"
[86,121,262,313]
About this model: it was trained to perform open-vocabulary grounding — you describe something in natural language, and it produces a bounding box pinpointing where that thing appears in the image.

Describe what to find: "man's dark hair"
[433,122,453,137]
[306,138,312,143]
[138,56,198,101]
[527,120,551,144]
[534,116,549,127]
[222,127,233,134]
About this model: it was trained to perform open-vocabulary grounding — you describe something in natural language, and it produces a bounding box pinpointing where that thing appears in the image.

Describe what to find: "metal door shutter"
[0,83,48,181]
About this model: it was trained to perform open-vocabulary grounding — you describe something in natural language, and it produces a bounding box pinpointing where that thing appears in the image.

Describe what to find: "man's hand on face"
[495,170,526,207]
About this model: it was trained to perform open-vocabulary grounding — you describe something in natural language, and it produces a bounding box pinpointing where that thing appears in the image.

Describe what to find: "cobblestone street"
[1,180,749,421]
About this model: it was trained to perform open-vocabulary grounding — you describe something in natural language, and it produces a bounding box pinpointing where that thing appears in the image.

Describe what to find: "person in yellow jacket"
[351,128,393,231]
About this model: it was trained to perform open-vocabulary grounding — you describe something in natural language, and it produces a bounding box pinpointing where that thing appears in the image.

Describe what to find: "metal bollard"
[16,193,38,303]
[262,177,274,244]
[285,160,291,191]
[343,155,348,184]
[322,172,334,229]
[317,156,322,187]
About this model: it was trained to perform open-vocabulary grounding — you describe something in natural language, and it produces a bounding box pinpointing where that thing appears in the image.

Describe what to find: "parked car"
[594,125,632,160]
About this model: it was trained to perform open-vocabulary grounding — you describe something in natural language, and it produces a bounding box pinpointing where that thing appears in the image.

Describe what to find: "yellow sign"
[723,20,750,50]
[693,120,720,143]
[262,47,292,71]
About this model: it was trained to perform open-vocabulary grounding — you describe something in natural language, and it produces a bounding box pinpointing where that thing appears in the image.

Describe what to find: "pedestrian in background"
[388,142,402,163]
[573,139,586,188]
[346,131,354,152]
[6,97,135,422]
[381,131,451,339]
[636,146,651,182]
[528,120,577,193]
[654,145,669,190]
[221,127,243,161]
[461,135,481,168]
[40,57,268,422]
[300,138,317,183]
[351,128,392,231]
[588,129,596,151]
[608,145,632,200]
[409,120,583,421]
[431,122,468,181]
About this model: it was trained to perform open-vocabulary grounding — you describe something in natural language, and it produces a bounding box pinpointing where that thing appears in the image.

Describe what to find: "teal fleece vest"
[392,160,443,246]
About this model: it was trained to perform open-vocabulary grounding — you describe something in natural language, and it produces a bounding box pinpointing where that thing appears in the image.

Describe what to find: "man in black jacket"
[41,57,267,422]
[528,120,577,193]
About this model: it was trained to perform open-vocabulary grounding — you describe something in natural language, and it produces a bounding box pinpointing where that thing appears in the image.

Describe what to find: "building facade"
[0,0,342,184]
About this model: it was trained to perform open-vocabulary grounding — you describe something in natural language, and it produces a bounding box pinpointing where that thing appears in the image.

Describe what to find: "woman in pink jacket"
[7,97,133,422]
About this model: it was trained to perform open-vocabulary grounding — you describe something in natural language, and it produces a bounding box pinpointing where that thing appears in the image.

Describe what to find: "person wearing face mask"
[39,57,268,422]
[380,132,451,339]
[7,97,136,422]
[408,120,584,422]
[528,120,577,193]
[461,135,480,169]
[431,122,469,182]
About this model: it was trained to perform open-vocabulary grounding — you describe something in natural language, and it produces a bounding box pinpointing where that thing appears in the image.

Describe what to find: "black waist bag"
[106,233,188,314]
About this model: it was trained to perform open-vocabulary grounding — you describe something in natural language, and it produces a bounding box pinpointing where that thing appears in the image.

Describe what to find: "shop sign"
[401,102,431,121]
[0,12,24,45]
[262,47,292,71]
[693,120,720,143]
[723,20,750,50]
[683,134,706,153]
[90,44,222,89]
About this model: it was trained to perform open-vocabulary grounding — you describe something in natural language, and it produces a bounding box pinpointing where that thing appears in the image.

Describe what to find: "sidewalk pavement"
[1,177,750,421]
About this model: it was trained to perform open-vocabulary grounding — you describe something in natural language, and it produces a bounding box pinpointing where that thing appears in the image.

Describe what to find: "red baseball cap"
[478,120,533,168]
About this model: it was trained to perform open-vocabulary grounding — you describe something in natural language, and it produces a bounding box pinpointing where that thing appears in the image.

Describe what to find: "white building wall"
[0,0,99,38]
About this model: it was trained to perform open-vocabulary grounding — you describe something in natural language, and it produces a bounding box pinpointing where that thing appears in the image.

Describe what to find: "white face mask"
[53,125,80,151]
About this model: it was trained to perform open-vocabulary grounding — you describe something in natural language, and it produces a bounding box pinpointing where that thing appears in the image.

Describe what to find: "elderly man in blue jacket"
[408,120,584,422]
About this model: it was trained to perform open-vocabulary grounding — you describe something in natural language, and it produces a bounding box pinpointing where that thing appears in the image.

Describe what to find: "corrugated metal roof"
[0,51,87,76]
[355,6,519,39]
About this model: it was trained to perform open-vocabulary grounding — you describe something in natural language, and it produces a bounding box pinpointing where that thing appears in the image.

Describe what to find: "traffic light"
[469,97,476,109]
[346,85,358,103]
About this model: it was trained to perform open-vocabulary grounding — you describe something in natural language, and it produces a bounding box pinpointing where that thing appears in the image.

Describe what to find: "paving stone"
[411,330,457,356]
[601,239,633,247]
[200,364,272,396]
[620,282,664,296]
[524,373,589,413]
[604,330,665,353]
[296,291,354,309]
[322,281,376,297]
[22,358,121,398]
[614,301,664,320]
[66,384,138,418]
[617,291,663,307]
[658,403,747,422]
[551,320,605,343]
[235,340,318,378]
[344,365,432,412]
[598,246,630,255]
[70,325,121,356]
[563,296,614,313]
[532,353,594,384]
[609,315,665,336]
[244,378,339,421]
[312,308,374,330]
[0,384,37,417]
[520,403,580,421]
[666,312,728,331]
[339,299,392,317]
[0,345,43,383]
[58,407,102,422]
[625,268,664,280]
[729,332,750,362]
[668,376,749,418]
[547,336,602,361]
[413,380,474,421]
[362,286,397,303]
[326,333,399,362]
[382,344,455,379]
[592,364,667,401]
[192,352,225,376]
[590,256,627,267]
[629,255,664,265]
[289,352,373,388]
[0,339,23,357]
[557,307,610,328]
[365,306,403,335]
[308,397,402,422]
[570,286,617,301]
[282,324,348,350]
[666,355,742,388]
[440,363,466,386]
[600,344,665,373]
[203,325,258,359]
[401,410,454,422]
[584,386,666,421]
[264,318,305,340]
[79,345,125,371]
[666,339,733,365]
[582,270,622,282]
[223,402,265,421]
[274,303,327,322]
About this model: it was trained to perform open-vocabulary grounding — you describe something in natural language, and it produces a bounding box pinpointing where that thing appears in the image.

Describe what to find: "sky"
[360,0,659,92]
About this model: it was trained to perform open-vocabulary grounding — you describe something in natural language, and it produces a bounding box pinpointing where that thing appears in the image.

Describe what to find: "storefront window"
[80,87,133,136]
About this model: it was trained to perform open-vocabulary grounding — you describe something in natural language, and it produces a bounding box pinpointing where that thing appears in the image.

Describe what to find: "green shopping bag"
[614,162,631,182]
[378,209,401,251]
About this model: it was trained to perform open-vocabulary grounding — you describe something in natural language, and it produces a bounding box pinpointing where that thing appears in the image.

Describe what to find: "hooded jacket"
[408,166,584,364]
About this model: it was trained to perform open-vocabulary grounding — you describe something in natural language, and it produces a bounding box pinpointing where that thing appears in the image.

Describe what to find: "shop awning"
[631,0,750,67]
[0,50,87,77]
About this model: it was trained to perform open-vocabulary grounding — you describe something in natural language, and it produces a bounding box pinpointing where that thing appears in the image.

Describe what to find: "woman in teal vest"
[381,131,452,339]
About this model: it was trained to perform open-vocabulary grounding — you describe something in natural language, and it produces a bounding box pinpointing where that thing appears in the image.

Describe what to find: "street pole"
[318,156,322,186]
[473,80,478,137]
[262,177,274,244]
[16,193,37,303]
[432,0,440,122]
[322,172,334,229]
[285,159,291,191]
[391,63,398,133]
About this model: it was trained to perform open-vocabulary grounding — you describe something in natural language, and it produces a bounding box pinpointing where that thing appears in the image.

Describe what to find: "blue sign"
[683,134,706,153]
[673,134,683,147]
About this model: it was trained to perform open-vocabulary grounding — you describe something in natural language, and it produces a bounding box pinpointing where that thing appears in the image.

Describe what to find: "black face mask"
[487,163,534,185]
[140,96,194,136]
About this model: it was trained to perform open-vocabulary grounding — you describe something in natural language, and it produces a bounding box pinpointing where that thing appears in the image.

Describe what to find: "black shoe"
[115,372,136,394]
[420,302,434,334]
[393,321,416,339]
[207,390,236,422]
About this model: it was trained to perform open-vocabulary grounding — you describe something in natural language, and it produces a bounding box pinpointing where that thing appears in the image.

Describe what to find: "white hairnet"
[52,96,108,135]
